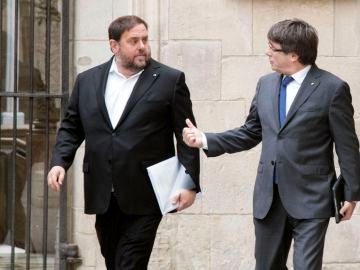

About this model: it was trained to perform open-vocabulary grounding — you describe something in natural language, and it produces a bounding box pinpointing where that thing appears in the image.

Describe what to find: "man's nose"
[138,40,145,49]
[265,47,272,57]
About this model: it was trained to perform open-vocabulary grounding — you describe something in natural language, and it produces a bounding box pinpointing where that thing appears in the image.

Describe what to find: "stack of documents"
[147,156,197,215]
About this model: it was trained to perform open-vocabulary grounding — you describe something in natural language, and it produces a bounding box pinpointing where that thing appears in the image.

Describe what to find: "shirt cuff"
[201,132,208,150]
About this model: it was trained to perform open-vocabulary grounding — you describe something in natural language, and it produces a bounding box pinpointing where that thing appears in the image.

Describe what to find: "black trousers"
[254,185,329,270]
[95,194,162,270]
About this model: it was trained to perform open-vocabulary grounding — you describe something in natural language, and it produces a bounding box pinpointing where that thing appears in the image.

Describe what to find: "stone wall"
[70,1,360,269]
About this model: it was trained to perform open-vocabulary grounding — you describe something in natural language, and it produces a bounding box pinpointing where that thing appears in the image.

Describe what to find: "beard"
[116,49,151,73]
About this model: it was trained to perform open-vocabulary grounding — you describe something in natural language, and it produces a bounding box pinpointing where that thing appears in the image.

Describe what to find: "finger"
[182,128,192,140]
[182,127,191,134]
[177,197,186,211]
[340,204,349,217]
[171,193,180,205]
[339,206,346,217]
[182,128,187,137]
[184,134,194,145]
[48,171,61,192]
[340,205,353,221]
[52,177,60,192]
[48,173,56,190]
[341,211,351,221]
[186,118,196,129]
[339,203,350,216]
[58,170,65,185]
[49,181,59,192]
[47,170,54,186]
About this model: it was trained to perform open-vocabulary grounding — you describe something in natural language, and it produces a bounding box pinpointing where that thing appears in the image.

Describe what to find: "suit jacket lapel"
[280,66,321,132]
[115,59,160,129]
[95,57,113,130]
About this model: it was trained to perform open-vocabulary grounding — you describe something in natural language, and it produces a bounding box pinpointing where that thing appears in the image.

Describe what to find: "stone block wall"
[70,0,360,269]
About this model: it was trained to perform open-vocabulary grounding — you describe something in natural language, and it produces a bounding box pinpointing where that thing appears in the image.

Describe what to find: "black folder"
[331,175,345,224]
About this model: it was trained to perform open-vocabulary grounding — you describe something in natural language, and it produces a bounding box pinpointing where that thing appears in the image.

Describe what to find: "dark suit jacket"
[205,65,360,219]
[51,57,200,215]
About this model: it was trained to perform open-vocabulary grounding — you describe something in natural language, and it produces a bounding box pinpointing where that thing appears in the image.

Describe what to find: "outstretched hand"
[182,119,203,148]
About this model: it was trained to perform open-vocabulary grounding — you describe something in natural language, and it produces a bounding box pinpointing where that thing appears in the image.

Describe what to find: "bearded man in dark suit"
[48,15,200,270]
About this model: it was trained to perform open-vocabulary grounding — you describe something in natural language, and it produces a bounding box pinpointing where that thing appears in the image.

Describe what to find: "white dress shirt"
[105,58,143,129]
[285,65,311,114]
[201,65,312,149]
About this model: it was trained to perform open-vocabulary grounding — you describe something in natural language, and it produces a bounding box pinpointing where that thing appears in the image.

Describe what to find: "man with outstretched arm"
[183,19,360,270]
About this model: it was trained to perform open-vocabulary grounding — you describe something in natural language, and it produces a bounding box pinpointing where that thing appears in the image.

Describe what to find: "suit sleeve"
[329,82,360,201]
[205,80,263,157]
[171,72,200,192]
[50,75,85,170]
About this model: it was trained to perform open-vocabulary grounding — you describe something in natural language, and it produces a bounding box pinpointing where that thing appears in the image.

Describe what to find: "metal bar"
[0,0,3,92]
[0,91,68,98]
[42,0,52,268]
[59,0,69,269]
[25,0,35,268]
[10,0,19,268]
[0,0,3,161]
[0,2,2,252]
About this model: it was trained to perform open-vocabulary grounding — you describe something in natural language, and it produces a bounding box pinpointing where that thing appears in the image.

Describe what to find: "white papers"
[0,244,25,254]
[147,156,196,215]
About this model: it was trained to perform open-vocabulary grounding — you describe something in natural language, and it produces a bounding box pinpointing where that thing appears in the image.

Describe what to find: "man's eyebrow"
[128,35,148,40]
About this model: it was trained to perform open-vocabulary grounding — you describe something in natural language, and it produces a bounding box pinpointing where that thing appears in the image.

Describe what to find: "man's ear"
[109,39,118,54]
[290,52,299,63]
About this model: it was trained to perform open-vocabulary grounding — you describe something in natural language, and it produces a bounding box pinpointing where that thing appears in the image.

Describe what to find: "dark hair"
[267,19,318,65]
[108,15,148,41]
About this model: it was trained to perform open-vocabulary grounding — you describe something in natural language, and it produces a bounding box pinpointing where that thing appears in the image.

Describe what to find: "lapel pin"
[311,82,315,85]
[153,73,157,77]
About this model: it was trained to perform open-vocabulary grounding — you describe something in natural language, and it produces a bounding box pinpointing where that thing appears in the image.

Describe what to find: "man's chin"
[270,65,278,72]
[134,59,150,69]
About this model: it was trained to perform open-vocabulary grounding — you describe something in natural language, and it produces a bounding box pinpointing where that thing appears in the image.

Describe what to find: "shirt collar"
[109,57,144,79]
[290,65,312,85]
